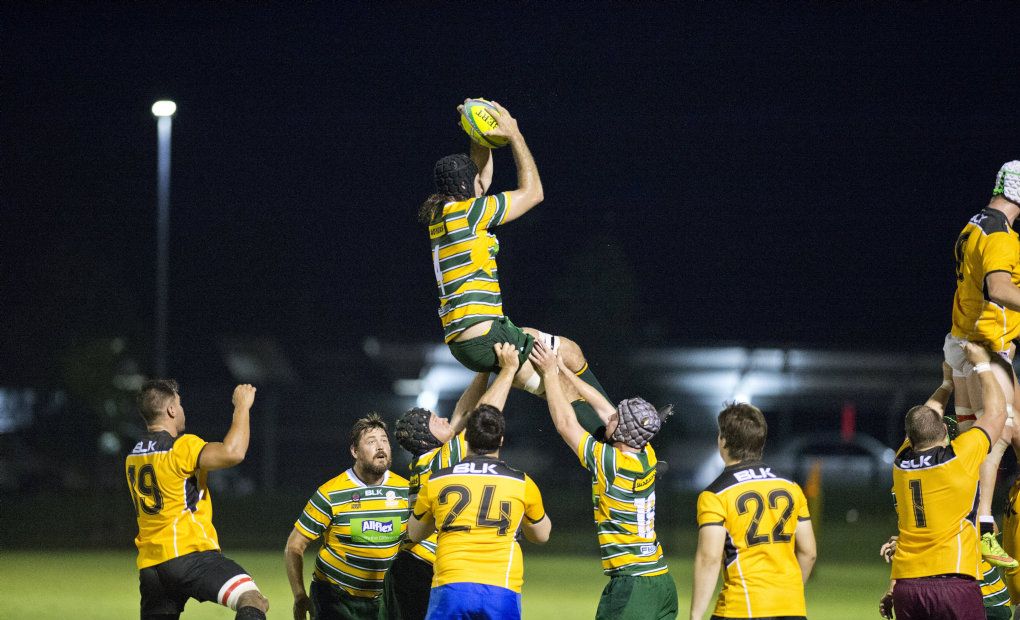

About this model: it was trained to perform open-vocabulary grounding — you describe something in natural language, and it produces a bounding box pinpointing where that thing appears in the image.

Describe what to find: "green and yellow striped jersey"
[429,192,510,342]
[404,433,469,564]
[980,559,1010,609]
[294,469,410,598]
[576,432,668,577]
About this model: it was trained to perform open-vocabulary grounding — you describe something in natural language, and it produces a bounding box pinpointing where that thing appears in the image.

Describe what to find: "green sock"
[576,363,610,401]
[572,400,607,440]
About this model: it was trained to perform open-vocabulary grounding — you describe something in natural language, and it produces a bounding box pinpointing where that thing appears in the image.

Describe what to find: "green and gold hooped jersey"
[294,469,410,598]
[576,432,668,577]
[697,461,811,618]
[891,428,989,580]
[430,193,510,342]
[951,208,1020,350]
[126,431,219,569]
[979,559,1011,610]
[404,433,469,564]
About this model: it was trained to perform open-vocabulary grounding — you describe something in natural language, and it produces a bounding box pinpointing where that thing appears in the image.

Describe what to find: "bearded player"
[420,99,608,436]
[945,160,1020,567]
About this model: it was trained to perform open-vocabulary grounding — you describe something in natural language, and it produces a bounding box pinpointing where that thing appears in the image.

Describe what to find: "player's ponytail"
[419,194,447,225]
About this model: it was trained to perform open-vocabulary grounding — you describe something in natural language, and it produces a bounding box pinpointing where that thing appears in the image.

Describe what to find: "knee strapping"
[217,575,259,611]
[522,372,545,396]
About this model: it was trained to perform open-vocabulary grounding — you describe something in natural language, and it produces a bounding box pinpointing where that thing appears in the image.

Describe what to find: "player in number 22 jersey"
[692,403,816,620]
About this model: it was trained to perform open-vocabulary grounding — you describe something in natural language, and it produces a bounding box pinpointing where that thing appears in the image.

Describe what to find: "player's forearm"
[478,364,515,411]
[561,370,616,423]
[923,380,953,414]
[451,372,490,433]
[509,134,543,206]
[470,140,493,191]
[689,557,719,619]
[795,548,816,582]
[544,379,577,437]
[220,405,252,462]
[284,549,306,597]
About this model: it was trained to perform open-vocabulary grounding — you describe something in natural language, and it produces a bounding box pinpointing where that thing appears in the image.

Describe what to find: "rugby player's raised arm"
[690,525,725,620]
[198,384,255,471]
[967,342,1008,444]
[468,135,493,194]
[284,528,313,620]
[922,362,955,415]
[530,342,585,449]
[484,102,543,224]
[794,520,817,583]
[985,271,1020,312]
[450,371,491,435]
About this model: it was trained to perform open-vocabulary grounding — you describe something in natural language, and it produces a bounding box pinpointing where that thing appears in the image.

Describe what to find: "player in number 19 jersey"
[126,380,268,620]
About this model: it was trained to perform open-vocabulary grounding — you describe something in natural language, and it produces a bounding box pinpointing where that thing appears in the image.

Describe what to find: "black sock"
[576,363,610,401]
[572,400,607,440]
[980,521,995,537]
[236,607,266,620]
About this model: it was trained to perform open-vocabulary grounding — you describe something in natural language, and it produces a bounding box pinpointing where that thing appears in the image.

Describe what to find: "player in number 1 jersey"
[125,380,269,620]
[881,342,1009,619]
[690,402,816,620]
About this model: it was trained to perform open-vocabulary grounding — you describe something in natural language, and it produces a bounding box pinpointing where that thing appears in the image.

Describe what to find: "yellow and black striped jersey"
[892,427,990,580]
[951,208,1020,350]
[413,455,545,593]
[696,461,811,618]
[125,431,219,569]
[429,192,510,342]
[576,432,668,577]
[294,469,410,598]
[404,433,469,564]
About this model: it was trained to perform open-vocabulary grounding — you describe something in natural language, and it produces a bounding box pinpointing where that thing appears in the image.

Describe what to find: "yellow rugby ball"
[460,99,509,149]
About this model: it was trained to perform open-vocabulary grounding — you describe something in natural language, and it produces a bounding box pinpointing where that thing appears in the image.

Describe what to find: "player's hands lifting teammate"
[962,341,992,366]
[494,342,521,374]
[529,341,559,377]
[232,384,256,410]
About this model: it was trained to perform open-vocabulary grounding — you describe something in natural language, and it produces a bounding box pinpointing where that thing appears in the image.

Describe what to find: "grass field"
[0,549,889,619]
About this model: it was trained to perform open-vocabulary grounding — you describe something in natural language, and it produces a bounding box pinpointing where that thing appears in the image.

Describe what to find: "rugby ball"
[460,99,509,149]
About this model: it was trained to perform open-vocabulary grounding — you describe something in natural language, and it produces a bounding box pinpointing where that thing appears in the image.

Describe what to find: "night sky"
[4,3,1018,383]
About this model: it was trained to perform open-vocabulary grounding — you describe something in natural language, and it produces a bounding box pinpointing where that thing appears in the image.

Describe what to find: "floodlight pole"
[152,100,176,377]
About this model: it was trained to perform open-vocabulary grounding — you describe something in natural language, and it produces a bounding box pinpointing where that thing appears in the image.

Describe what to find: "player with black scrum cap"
[419,99,610,438]
[380,343,519,620]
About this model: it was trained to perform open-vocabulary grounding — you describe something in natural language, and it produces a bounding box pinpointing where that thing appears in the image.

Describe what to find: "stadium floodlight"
[152,100,175,376]
[151,100,177,117]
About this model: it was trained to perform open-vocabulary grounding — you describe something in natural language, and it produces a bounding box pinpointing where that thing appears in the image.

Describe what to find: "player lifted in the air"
[420,99,608,436]
[944,160,1020,568]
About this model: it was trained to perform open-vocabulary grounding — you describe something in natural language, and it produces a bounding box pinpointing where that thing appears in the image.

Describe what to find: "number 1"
[909,479,926,527]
